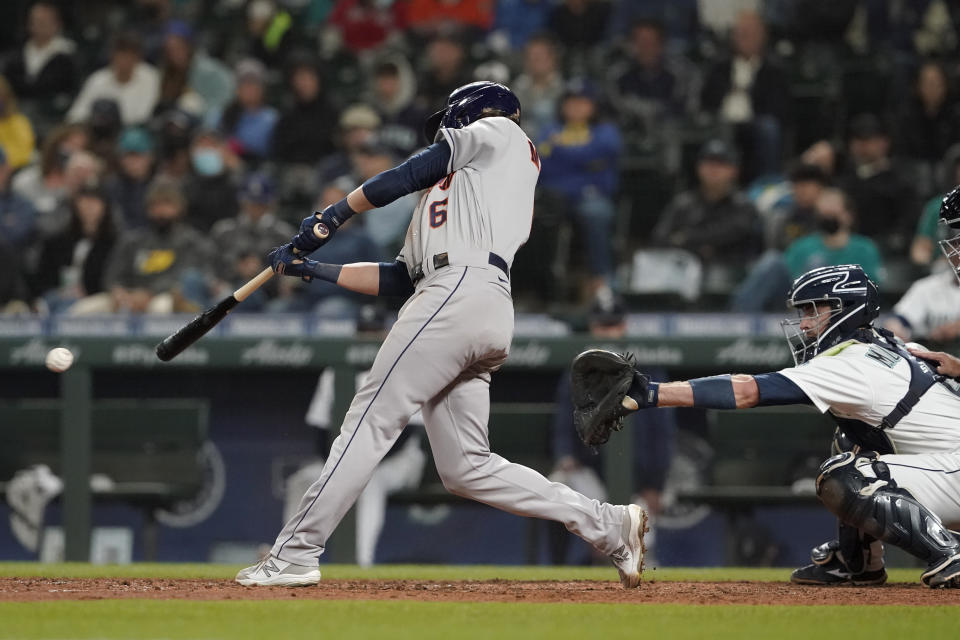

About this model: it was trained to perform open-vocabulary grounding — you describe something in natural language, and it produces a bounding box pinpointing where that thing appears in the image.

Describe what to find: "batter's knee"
[436,454,492,497]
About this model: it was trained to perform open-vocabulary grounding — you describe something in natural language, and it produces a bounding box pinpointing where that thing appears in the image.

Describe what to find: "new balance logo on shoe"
[610,545,629,564]
[258,559,280,578]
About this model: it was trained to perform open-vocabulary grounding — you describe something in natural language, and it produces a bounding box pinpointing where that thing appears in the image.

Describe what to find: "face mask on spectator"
[816,216,841,235]
[192,148,223,176]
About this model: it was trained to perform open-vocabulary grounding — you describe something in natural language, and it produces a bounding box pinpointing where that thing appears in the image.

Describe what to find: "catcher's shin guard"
[816,452,960,587]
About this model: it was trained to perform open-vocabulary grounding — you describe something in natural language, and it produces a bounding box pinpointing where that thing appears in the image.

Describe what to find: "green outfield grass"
[0,564,945,640]
[0,600,956,640]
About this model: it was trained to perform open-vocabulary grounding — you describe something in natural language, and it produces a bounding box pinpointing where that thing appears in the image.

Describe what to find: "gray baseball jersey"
[272,117,627,566]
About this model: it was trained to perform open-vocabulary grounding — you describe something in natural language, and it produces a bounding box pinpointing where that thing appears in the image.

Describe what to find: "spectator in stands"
[700,10,791,181]
[128,0,173,65]
[272,54,337,166]
[838,113,919,256]
[154,106,199,181]
[887,262,960,344]
[548,294,675,565]
[654,139,762,269]
[605,0,700,48]
[491,0,554,51]
[366,58,427,156]
[67,32,160,126]
[608,19,687,128]
[184,128,240,233]
[25,149,103,238]
[89,178,213,314]
[731,187,882,311]
[156,20,235,121]
[764,163,831,250]
[406,0,495,35]
[512,33,565,143]
[0,146,36,253]
[0,76,36,170]
[538,80,622,296]
[216,59,278,163]
[547,0,612,52]
[783,188,884,282]
[893,61,960,197]
[31,184,117,314]
[896,61,959,164]
[3,1,77,108]
[328,0,408,52]
[11,123,88,231]
[85,98,124,167]
[107,127,155,229]
[245,0,294,68]
[416,34,473,114]
[209,173,294,311]
[318,104,381,185]
[911,145,960,267]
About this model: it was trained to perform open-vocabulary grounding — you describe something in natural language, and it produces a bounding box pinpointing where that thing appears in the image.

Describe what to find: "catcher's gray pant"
[271,266,626,565]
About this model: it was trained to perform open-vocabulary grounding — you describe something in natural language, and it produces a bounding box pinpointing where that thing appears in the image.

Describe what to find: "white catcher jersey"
[779,341,960,454]
[399,117,541,273]
[893,269,960,339]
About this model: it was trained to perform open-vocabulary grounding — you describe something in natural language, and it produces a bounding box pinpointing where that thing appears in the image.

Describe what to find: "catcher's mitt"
[571,349,648,446]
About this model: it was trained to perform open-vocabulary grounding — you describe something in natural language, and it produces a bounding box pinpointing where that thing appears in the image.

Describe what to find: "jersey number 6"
[430,198,448,228]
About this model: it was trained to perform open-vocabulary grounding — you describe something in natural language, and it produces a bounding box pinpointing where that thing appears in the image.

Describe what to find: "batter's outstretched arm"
[292,142,452,252]
[270,257,414,298]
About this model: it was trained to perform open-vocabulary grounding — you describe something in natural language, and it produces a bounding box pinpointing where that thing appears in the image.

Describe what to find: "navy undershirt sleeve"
[754,372,813,406]
[361,140,452,208]
[377,261,414,297]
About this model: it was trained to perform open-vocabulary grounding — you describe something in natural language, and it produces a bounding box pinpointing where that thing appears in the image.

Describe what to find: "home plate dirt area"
[1,578,959,605]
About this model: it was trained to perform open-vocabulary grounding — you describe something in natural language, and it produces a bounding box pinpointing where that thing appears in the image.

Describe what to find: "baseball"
[45,347,74,373]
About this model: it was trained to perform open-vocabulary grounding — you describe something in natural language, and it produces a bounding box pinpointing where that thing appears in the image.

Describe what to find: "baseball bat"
[155,223,327,362]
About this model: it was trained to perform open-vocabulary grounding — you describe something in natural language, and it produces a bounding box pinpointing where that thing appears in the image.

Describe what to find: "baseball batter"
[236,82,646,588]
[572,264,960,588]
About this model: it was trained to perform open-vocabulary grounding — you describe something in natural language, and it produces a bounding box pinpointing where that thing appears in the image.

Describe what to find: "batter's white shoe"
[235,555,322,587]
[610,504,648,589]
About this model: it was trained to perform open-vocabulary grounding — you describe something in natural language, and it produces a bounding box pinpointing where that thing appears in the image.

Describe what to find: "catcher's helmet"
[780,264,880,365]
[423,81,521,143]
[939,184,960,282]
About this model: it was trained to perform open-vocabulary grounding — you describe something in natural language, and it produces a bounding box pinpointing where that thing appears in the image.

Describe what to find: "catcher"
[572,263,960,588]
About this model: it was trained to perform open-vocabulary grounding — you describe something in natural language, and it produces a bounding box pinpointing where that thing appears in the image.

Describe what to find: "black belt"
[411,252,509,283]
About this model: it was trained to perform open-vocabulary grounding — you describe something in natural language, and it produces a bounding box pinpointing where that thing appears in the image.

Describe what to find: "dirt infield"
[1,577,959,605]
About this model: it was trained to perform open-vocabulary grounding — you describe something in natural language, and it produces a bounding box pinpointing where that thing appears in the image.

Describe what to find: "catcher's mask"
[423,81,521,143]
[939,186,960,283]
[780,264,879,365]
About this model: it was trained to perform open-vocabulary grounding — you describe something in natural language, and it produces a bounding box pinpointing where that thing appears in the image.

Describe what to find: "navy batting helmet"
[423,81,521,143]
[939,184,960,282]
[780,264,880,364]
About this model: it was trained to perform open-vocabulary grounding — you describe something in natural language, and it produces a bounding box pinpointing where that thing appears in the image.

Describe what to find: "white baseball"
[45,347,75,373]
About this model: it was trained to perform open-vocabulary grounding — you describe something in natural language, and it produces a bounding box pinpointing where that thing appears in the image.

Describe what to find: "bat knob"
[313,222,330,239]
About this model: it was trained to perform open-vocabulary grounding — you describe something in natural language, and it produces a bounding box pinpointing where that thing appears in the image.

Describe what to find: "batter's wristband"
[308,262,342,284]
[689,375,737,409]
[324,197,358,229]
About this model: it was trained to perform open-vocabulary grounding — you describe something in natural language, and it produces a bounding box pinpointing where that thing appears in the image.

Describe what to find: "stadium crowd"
[0,0,959,336]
